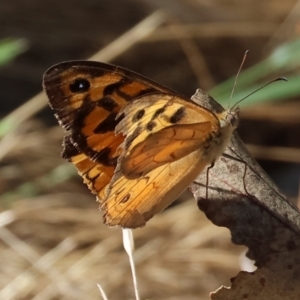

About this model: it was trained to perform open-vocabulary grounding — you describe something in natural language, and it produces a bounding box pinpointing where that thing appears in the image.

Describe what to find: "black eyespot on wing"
[69,78,90,93]
[152,107,165,120]
[170,107,185,123]
[147,121,156,131]
[132,109,145,122]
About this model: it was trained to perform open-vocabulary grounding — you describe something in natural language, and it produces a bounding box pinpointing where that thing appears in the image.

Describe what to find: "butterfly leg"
[222,150,251,197]
[205,161,215,200]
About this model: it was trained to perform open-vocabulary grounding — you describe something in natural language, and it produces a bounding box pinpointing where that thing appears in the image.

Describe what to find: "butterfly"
[43,61,239,228]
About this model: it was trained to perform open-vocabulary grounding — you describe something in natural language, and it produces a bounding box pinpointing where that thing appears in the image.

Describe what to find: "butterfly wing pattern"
[43,61,236,228]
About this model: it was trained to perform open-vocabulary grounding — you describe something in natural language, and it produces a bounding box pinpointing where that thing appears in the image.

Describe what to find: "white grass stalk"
[122,228,140,300]
[97,283,109,300]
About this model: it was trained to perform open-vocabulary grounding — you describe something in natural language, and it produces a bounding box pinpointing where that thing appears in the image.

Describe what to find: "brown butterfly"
[43,61,239,228]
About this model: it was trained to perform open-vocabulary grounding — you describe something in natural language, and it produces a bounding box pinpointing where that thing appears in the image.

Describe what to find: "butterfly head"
[218,106,240,131]
[227,106,240,129]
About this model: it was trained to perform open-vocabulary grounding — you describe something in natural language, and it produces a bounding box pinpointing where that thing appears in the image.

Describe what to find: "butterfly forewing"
[44,61,181,202]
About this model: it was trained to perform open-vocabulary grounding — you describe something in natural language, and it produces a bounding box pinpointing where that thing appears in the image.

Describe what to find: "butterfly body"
[43,61,238,228]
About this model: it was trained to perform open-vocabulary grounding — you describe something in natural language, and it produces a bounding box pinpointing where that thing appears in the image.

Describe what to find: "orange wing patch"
[62,136,113,201]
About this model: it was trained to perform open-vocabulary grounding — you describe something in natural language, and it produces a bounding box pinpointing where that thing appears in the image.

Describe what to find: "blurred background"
[0,0,300,299]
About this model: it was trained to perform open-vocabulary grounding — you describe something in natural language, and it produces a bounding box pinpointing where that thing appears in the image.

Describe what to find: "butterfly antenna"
[231,77,287,110]
[228,50,249,110]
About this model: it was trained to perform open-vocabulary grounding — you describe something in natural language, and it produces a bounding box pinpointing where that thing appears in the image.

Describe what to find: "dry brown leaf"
[190,89,300,300]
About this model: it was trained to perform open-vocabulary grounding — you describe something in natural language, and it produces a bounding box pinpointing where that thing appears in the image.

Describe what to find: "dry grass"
[0,121,245,299]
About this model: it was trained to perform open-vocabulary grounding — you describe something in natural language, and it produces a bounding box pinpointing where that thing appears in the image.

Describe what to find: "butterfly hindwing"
[103,94,221,227]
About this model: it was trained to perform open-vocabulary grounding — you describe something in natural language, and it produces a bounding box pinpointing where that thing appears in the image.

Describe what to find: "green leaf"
[0,38,29,66]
